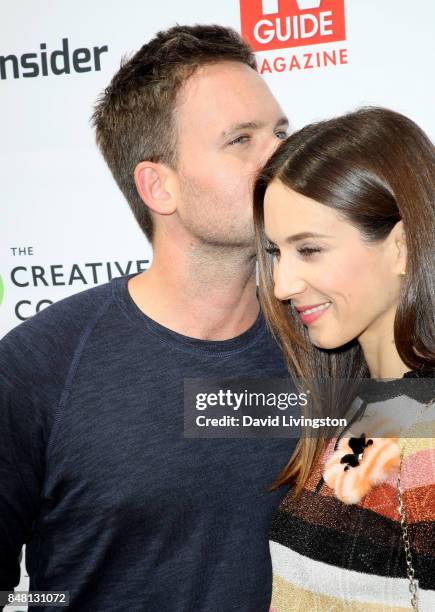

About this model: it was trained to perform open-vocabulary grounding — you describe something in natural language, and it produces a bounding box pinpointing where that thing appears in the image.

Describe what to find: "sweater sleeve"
[0,283,113,604]
[0,372,47,593]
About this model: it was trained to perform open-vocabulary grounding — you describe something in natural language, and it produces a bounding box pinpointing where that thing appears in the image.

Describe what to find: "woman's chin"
[308,330,352,351]
[311,339,340,350]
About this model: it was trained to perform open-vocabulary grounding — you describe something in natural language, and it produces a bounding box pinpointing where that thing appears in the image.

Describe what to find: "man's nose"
[263,132,285,164]
[273,259,307,301]
[254,134,282,174]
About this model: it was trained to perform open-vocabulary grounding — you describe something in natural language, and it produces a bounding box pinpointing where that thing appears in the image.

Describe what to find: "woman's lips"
[295,302,332,326]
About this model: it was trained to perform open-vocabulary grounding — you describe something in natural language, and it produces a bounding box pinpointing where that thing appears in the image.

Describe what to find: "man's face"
[172,61,288,250]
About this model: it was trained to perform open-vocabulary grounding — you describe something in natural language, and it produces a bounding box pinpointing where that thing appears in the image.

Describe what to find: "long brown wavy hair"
[253,107,435,496]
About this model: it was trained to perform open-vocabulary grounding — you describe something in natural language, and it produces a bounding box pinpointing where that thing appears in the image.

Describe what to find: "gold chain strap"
[396,448,419,611]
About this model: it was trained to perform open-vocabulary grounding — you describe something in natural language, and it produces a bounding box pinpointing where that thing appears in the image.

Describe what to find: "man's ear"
[134,161,177,216]
[390,220,407,276]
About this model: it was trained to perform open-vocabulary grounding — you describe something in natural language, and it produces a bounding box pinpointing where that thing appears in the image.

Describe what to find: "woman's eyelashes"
[297,246,322,257]
[265,244,280,258]
[265,243,322,259]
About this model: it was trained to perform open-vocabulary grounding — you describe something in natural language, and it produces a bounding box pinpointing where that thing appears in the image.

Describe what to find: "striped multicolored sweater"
[269,376,435,611]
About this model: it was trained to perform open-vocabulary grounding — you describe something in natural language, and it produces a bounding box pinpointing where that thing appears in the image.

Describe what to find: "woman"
[253,107,434,611]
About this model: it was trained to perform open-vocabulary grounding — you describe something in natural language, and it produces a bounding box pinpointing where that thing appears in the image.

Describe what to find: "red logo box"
[240,0,346,52]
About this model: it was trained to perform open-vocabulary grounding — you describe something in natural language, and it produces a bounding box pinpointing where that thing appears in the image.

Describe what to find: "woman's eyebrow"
[264,232,332,244]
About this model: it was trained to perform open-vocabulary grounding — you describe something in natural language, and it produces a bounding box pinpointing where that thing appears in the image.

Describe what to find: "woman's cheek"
[325,250,368,295]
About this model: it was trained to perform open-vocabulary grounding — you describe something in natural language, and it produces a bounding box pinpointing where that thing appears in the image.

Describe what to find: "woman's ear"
[391,220,407,276]
[134,161,177,216]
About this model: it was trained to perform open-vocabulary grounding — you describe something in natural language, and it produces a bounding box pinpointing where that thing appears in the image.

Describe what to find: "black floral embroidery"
[340,433,373,471]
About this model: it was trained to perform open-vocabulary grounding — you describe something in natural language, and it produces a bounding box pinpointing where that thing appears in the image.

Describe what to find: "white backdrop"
[1,0,434,337]
[2,0,434,338]
[1,0,434,605]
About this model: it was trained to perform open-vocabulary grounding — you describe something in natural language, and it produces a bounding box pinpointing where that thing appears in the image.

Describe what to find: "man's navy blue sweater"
[0,274,295,611]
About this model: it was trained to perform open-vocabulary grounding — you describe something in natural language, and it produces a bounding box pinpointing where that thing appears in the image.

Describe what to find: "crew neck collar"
[111,273,266,355]
[358,369,434,404]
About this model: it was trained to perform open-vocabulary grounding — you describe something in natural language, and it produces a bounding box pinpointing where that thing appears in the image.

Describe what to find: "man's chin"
[200,233,256,251]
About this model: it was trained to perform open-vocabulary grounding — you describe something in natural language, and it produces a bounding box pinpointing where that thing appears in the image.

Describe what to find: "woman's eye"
[265,245,280,259]
[275,130,288,140]
[228,135,250,146]
[297,246,321,257]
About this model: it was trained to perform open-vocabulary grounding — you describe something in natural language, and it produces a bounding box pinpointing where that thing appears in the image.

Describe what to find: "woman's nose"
[273,260,307,301]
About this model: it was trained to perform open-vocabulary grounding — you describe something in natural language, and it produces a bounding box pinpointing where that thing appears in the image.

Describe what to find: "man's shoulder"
[0,281,115,389]
[2,280,113,345]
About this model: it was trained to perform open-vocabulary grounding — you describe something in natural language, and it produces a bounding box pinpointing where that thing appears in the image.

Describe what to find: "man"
[0,25,295,611]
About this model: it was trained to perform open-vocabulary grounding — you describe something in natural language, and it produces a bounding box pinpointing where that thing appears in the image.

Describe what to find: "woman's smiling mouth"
[294,301,332,325]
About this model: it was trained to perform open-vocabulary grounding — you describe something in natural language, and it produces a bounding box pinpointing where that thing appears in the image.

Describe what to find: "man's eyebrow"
[275,116,289,129]
[264,232,332,244]
[221,121,262,139]
[221,116,289,139]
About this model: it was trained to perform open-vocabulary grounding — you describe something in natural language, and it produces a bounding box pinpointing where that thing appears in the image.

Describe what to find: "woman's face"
[263,180,406,349]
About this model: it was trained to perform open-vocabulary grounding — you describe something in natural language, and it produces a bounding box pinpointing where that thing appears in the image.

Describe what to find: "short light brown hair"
[91,24,257,242]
